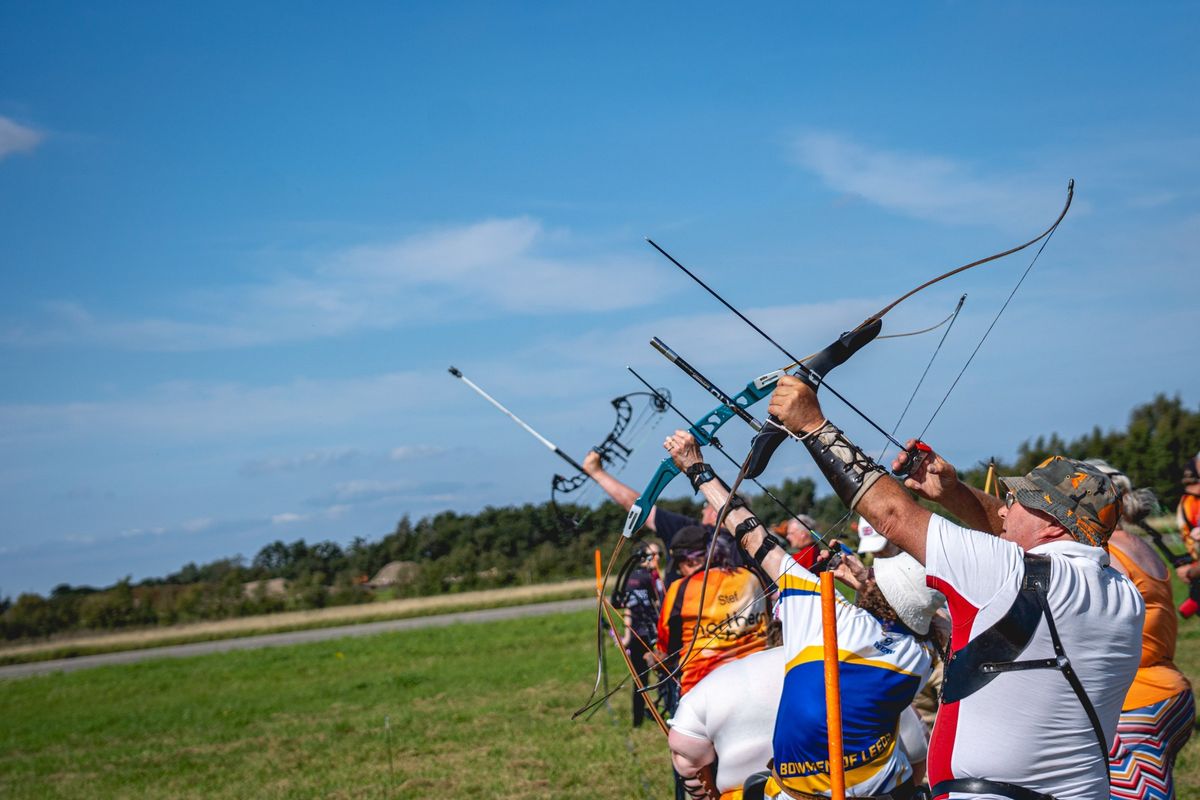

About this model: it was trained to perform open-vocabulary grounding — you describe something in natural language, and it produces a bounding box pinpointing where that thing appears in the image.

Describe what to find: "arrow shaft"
[449,366,585,473]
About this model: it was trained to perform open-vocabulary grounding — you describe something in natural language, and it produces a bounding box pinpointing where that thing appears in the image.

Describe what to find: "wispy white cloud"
[0,116,42,160]
[241,447,363,476]
[0,371,427,446]
[790,131,1067,229]
[389,444,446,461]
[4,217,671,351]
[322,479,414,504]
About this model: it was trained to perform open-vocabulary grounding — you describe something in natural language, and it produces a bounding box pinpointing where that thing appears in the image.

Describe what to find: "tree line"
[3,394,1197,642]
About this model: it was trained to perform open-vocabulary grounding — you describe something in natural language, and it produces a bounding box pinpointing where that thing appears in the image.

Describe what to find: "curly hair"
[854,578,946,651]
[854,579,900,627]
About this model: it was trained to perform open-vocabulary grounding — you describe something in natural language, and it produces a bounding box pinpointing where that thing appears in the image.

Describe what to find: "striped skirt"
[1109,688,1196,800]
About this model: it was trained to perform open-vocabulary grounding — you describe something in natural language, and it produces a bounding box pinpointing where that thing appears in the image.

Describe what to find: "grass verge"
[0,580,596,667]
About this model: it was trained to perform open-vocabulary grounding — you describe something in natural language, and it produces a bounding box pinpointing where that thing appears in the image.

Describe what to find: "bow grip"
[622,459,682,538]
[743,319,883,480]
[893,440,931,479]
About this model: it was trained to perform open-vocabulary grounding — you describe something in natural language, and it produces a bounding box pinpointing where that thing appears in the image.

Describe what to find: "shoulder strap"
[665,575,693,670]
[1024,567,1112,768]
[941,557,1046,703]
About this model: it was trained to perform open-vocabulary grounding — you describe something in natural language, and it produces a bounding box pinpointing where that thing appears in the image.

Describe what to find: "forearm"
[695,476,785,577]
[853,473,931,565]
[796,419,931,564]
[696,479,753,535]
[935,481,1004,535]
[588,465,641,510]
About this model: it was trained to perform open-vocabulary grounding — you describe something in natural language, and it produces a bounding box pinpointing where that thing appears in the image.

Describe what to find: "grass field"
[0,579,597,666]
[0,608,673,799]
[3,603,1199,799]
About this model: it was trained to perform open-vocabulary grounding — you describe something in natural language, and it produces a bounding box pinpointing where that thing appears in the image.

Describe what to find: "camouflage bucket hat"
[1001,456,1121,547]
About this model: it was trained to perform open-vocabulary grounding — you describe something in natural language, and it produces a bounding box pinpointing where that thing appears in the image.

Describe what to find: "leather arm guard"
[681,762,720,800]
[801,421,887,511]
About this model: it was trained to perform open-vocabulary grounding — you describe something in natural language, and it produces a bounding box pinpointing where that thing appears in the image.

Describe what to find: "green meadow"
[0,609,672,799]
[2,605,1199,799]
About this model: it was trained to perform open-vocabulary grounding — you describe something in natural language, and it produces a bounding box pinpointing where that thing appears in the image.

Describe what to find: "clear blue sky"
[1,2,1198,595]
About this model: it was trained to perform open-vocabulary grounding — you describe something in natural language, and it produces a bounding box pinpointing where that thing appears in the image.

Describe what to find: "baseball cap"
[856,517,888,554]
[873,552,945,635]
[1001,456,1121,547]
[669,525,710,556]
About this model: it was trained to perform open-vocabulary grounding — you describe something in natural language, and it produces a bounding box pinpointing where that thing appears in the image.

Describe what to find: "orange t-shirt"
[657,567,768,695]
[1178,494,1200,561]
[1110,544,1191,710]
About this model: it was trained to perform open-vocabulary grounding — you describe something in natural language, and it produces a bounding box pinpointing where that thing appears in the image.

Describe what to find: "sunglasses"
[1005,490,1017,509]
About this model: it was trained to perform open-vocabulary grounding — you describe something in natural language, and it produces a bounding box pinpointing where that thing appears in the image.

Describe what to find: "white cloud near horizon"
[791,131,1069,230]
[0,116,42,160]
[3,217,671,352]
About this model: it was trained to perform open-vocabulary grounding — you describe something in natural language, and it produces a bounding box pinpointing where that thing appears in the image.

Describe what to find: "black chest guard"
[940,554,1110,770]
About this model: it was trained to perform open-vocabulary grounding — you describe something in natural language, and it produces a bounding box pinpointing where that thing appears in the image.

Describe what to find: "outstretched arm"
[769,376,932,564]
[664,430,786,578]
[582,450,661,531]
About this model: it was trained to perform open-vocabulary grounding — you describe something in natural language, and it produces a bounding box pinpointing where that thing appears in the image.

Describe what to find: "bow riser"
[621,372,781,538]
[744,318,883,480]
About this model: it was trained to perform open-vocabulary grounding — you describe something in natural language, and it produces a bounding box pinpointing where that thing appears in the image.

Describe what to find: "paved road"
[0,597,594,680]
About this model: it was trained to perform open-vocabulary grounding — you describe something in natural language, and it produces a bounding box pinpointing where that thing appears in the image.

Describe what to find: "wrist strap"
[733,515,762,545]
[752,535,778,565]
[685,462,717,493]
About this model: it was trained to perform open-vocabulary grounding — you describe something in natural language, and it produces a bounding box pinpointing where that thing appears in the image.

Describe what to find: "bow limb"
[747,181,1074,481]
[575,536,630,717]
[552,389,670,531]
[599,598,670,736]
[622,459,683,539]
[867,179,1074,322]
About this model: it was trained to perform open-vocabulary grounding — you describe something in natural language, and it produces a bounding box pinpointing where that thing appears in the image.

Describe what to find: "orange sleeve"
[657,579,678,655]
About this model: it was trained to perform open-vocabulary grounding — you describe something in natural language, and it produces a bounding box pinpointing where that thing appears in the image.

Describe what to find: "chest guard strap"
[941,554,1110,769]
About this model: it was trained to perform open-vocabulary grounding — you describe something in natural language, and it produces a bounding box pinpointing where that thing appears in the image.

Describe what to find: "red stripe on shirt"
[926,574,982,795]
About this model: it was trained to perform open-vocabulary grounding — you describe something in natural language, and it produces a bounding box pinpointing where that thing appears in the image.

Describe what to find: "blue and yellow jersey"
[772,569,931,797]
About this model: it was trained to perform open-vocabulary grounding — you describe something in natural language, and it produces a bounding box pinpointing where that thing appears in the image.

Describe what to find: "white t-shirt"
[773,560,931,797]
[670,647,783,795]
[924,515,1144,800]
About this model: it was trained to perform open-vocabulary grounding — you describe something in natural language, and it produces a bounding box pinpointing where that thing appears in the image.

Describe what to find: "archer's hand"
[892,439,958,502]
[583,450,603,476]
[664,430,703,471]
[768,375,826,435]
[822,540,868,590]
[1177,562,1199,583]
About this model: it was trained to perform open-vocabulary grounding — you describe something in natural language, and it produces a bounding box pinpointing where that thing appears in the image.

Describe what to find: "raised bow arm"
[621,360,781,538]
